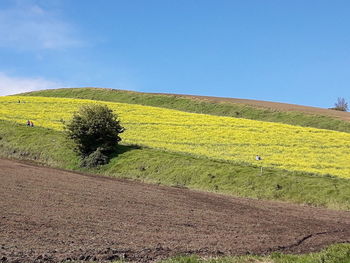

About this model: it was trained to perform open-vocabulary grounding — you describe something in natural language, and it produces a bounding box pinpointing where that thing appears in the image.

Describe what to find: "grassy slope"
[21,88,350,133]
[160,243,350,263]
[1,119,349,210]
[0,120,79,169]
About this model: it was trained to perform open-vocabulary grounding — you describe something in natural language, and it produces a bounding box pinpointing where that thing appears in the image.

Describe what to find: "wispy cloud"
[0,72,65,96]
[0,1,81,50]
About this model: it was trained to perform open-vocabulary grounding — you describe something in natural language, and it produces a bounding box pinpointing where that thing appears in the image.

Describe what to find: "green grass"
[81,244,350,263]
[160,243,350,263]
[0,120,79,169]
[1,119,350,210]
[20,88,350,133]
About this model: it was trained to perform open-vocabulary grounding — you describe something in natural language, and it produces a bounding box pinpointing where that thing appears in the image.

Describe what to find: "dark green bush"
[65,104,124,167]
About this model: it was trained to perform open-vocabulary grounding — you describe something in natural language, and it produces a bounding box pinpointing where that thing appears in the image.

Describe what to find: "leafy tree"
[333,97,348,112]
[65,104,124,167]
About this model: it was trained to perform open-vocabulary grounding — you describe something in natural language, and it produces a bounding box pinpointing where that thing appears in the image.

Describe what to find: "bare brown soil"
[1,159,349,262]
[152,92,350,121]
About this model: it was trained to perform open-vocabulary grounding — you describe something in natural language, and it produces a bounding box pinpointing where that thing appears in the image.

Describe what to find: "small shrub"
[332,97,348,112]
[65,104,124,167]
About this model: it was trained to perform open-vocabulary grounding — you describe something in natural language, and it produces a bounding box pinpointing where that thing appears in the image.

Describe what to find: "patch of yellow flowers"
[1,96,350,178]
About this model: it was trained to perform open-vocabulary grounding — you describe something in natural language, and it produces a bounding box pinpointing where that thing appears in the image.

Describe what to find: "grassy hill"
[1,89,349,208]
[2,96,350,178]
[21,88,350,133]
[1,94,350,210]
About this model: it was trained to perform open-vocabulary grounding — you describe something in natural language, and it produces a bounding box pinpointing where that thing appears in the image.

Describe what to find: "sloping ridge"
[23,87,350,122]
[152,91,350,122]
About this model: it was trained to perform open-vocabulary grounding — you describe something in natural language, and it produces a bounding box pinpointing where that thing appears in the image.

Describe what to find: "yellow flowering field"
[1,96,350,178]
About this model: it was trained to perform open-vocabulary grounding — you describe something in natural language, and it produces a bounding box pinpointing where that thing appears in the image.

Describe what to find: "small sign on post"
[255,155,263,176]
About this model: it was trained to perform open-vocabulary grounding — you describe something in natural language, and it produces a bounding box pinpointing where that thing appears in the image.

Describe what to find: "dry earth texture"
[1,159,350,263]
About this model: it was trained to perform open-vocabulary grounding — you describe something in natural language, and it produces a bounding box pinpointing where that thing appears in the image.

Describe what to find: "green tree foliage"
[65,104,124,166]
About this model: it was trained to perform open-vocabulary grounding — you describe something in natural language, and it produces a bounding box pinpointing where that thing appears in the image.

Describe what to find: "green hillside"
[21,88,350,133]
[1,88,349,209]
[1,119,349,210]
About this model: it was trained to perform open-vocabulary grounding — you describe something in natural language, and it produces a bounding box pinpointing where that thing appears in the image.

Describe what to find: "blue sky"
[0,0,349,108]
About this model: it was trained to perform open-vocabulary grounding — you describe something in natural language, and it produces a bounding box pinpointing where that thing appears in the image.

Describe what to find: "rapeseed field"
[1,96,350,178]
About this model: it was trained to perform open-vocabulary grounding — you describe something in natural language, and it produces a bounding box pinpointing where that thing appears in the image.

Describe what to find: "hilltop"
[21,87,350,133]
[153,91,350,121]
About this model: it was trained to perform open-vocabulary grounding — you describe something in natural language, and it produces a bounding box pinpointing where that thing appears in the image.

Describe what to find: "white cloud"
[0,72,65,96]
[0,1,81,50]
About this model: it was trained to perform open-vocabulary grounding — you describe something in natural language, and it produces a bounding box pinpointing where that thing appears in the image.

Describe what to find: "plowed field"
[0,159,349,262]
